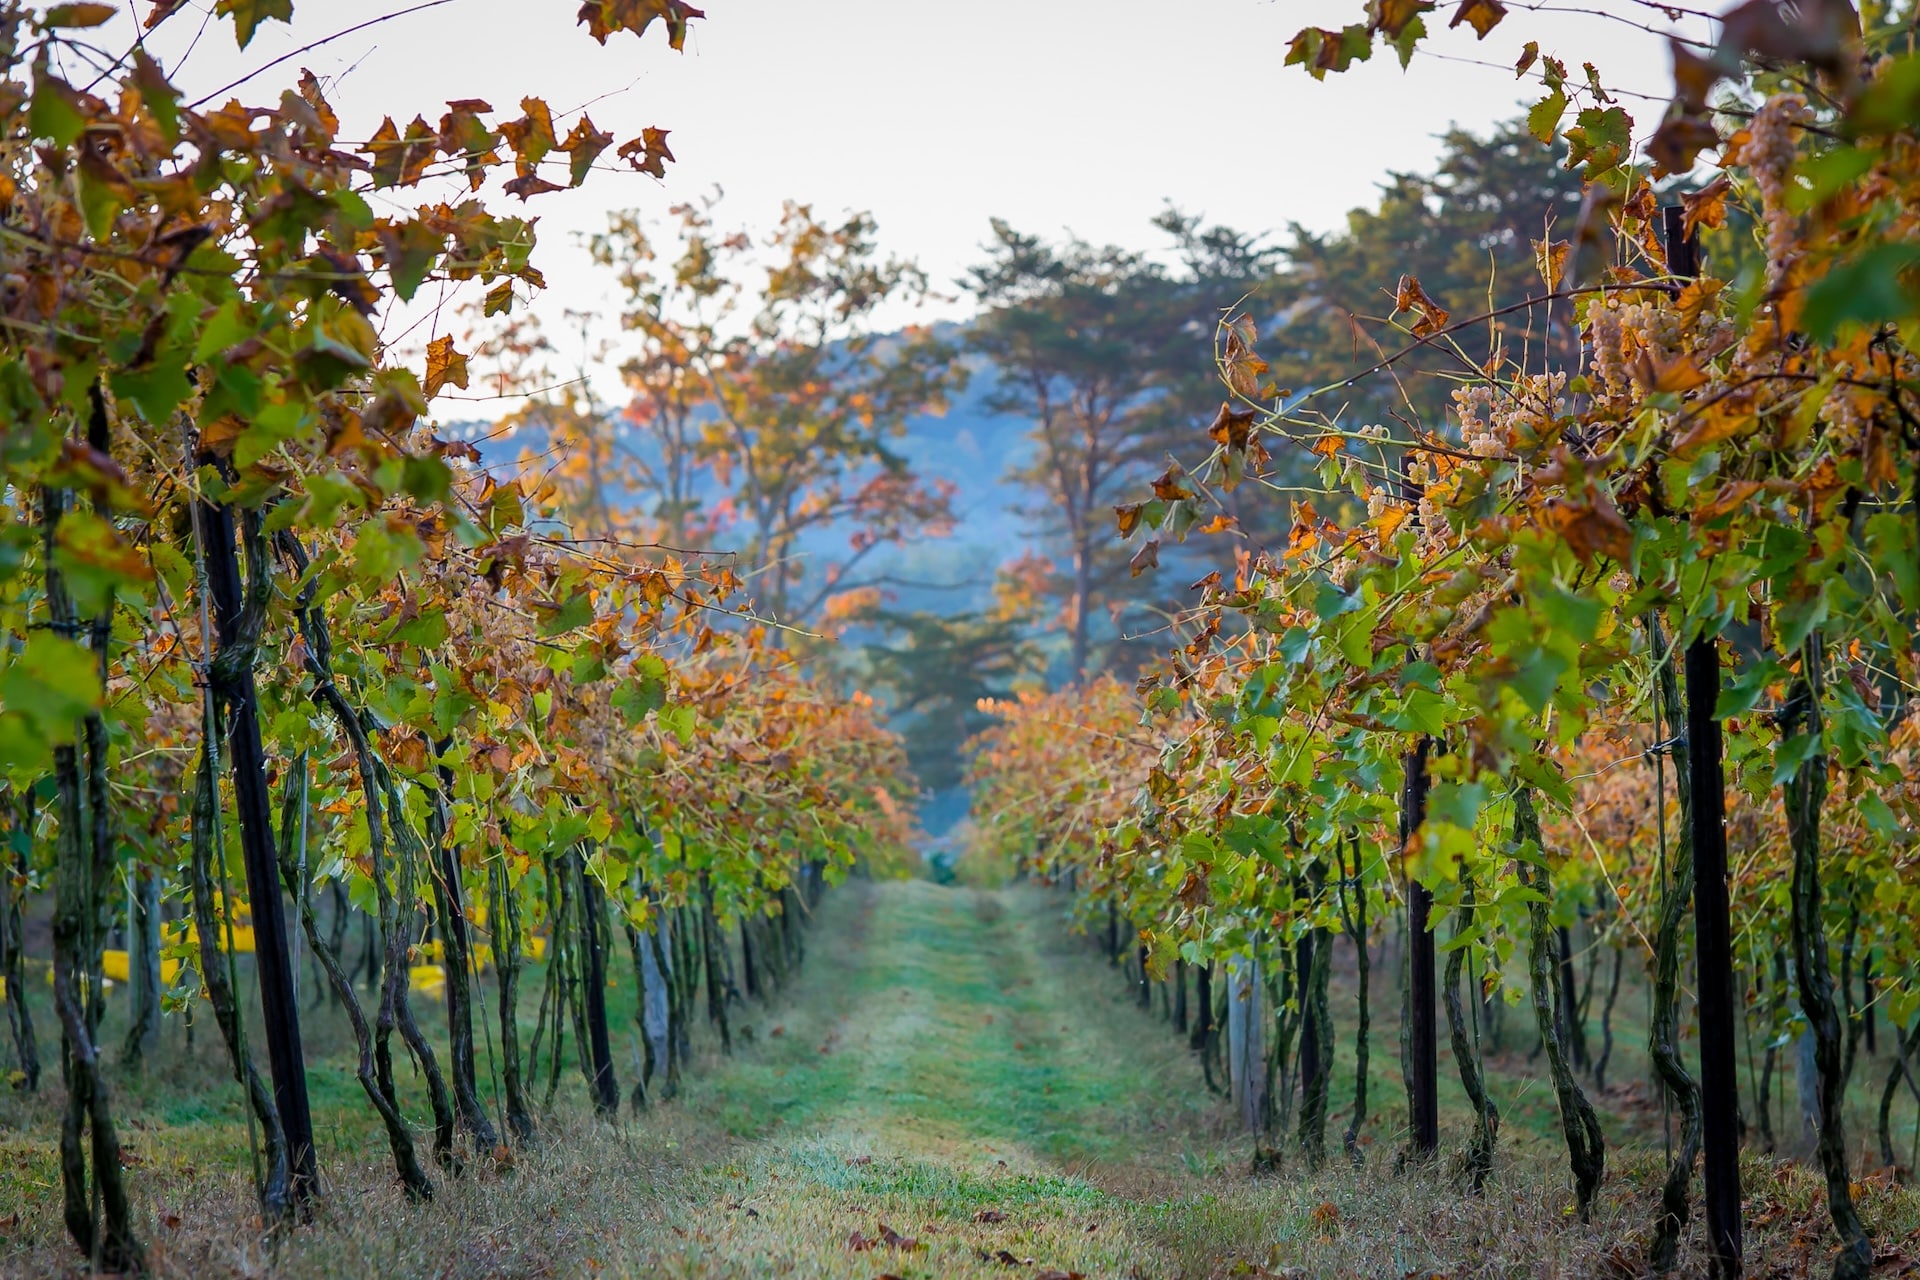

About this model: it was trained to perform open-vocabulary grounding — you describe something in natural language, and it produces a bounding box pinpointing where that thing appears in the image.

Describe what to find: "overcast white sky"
[99,1,1715,406]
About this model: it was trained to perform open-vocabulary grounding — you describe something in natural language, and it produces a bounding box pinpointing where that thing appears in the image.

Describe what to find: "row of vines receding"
[0,1,923,1270]
[967,3,1920,1278]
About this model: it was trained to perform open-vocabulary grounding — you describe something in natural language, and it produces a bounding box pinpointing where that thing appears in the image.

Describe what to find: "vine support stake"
[1666,204,1742,1279]
[1404,736,1438,1157]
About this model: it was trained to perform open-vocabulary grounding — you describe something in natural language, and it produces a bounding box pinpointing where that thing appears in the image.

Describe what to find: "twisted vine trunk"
[44,461,142,1271]
[1515,788,1605,1221]
[1340,836,1370,1166]
[1645,614,1703,1271]
[2,792,41,1091]
[701,876,732,1056]
[378,775,458,1168]
[1295,865,1334,1169]
[652,921,682,1100]
[576,848,619,1117]
[198,496,317,1210]
[489,859,535,1142]
[430,750,496,1150]
[1594,938,1624,1096]
[190,749,290,1219]
[1782,641,1873,1280]
[1446,876,1497,1192]
[121,864,162,1066]
[285,541,433,1199]
[1880,1019,1920,1178]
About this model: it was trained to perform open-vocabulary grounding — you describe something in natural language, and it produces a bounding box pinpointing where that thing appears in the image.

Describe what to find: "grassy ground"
[2,880,1918,1277]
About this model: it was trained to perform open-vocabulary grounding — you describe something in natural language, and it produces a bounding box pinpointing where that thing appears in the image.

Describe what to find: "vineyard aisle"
[632,879,1233,1278]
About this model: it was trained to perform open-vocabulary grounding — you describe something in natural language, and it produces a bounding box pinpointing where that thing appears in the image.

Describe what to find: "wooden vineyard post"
[1403,736,1438,1157]
[1666,205,1743,1279]
[198,496,318,1207]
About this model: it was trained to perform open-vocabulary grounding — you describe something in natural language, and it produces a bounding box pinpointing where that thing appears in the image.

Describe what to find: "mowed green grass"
[3,881,1918,1278]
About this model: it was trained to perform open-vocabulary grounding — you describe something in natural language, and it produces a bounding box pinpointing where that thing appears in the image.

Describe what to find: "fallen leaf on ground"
[877,1222,923,1250]
[973,1209,1008,1223]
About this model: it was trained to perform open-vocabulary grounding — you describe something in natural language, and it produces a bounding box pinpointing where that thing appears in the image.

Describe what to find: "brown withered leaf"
[1035,1270,1088,1280]
[1515,39,1538,77]
[1221,313,1266,396]
[1681,174,1733,238]
[972,1208,1009,1223]
[1648,113,1720,178]
[560,114,614,186]
[1114,502,1144,538]
[425,335,470,398]
[1449,0,1506,39]
[314,247,378,315]
[1370,0,1434,38]
[1636,351,1710,394]
[1151,466,1193,501]
[1670,399,1755,457]
[1395,274,1450,337]
[876,1223,923,1251]
[1129,539,1161,578]
[197,415,247,456]
[1533,238,1569,291]
[1207,402,1256,451]
[1691,479,1765,524]
[1719,0,1855,72]
[847,1230,875,1251]
[618,126,675,178]
[504,174,567,200]
[1543,490,1633,565]
[1675,276,1725,329]
[577,0,704,49]
[1670,39,1720,114]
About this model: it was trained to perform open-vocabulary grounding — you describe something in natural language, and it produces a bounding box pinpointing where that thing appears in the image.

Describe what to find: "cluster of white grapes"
[1747,93,1809,289]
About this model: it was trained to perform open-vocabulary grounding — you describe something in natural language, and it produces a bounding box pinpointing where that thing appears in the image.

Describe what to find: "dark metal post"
[1666,204,1743,1278]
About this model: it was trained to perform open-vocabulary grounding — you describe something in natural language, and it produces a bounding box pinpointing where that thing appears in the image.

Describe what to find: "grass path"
[6,877,1916,1277]
[633,879,1229,1278]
